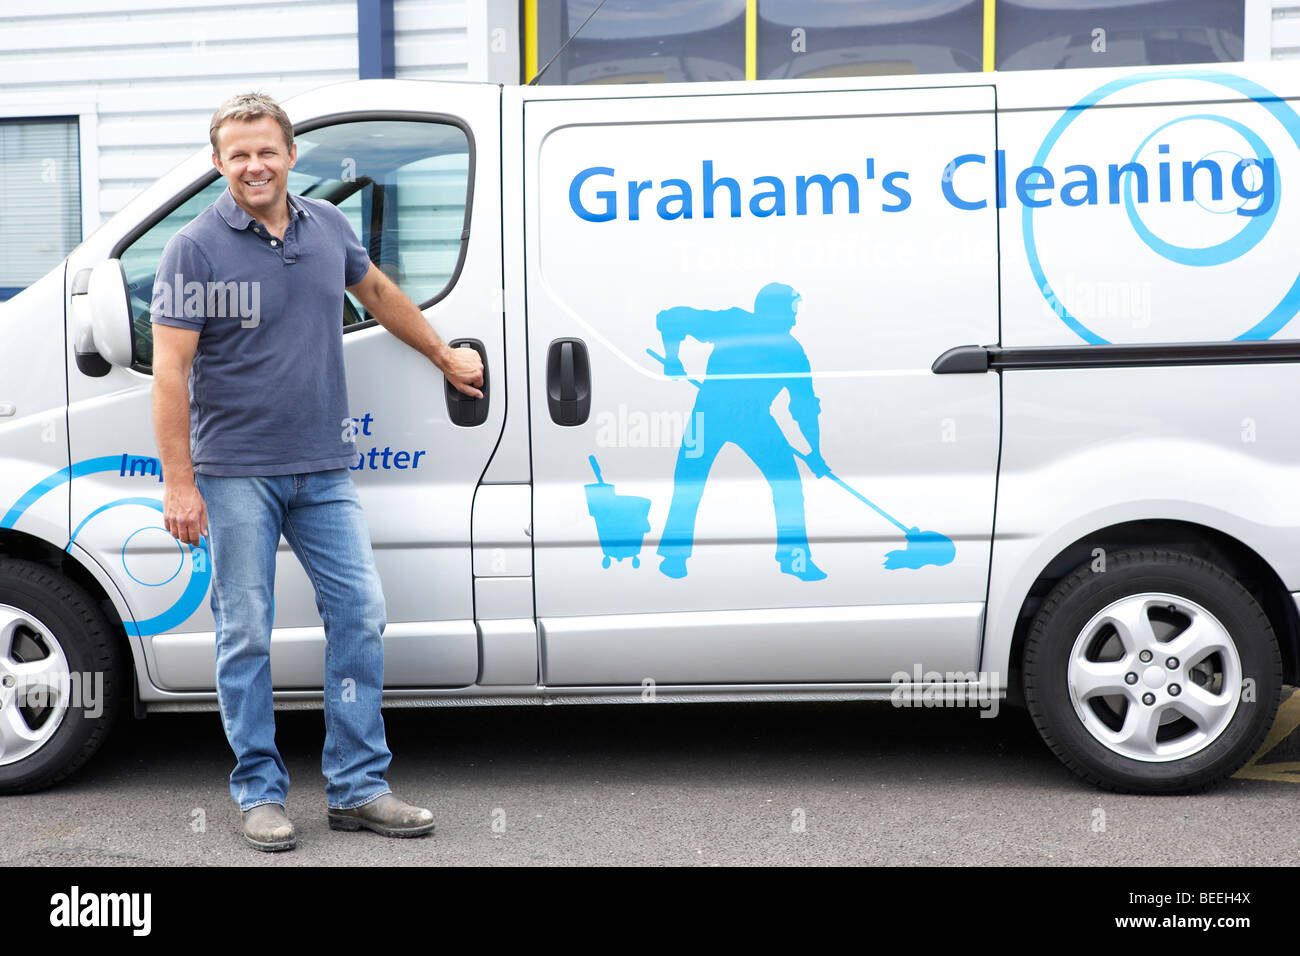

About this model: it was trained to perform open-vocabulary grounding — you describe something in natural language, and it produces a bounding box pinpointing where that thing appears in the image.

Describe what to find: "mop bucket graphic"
[585,455,652,568]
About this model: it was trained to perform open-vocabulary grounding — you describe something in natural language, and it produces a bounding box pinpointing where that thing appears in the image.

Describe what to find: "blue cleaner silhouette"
[651,282,830,581]
[648,285,957,574]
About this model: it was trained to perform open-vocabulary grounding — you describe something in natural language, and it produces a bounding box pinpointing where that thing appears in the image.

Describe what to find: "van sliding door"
[523,84,1000,687]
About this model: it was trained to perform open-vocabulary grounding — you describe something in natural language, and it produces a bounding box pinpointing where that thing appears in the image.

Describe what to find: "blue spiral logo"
[1024,70,1300,344]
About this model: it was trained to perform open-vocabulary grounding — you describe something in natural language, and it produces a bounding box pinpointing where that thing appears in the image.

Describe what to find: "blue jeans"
[195,469,393,812]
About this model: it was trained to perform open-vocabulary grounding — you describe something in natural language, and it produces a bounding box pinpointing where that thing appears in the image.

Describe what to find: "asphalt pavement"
[2,690,1297,866]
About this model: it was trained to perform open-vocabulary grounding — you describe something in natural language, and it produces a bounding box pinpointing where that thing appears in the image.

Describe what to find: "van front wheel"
[0,559,123,794]
[1023,549,1282,793]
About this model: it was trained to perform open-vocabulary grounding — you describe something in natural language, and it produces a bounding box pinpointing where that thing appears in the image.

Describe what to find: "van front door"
[62,85,503,693]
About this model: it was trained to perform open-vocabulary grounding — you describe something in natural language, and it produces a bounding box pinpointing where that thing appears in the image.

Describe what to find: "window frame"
[112,111,477,373]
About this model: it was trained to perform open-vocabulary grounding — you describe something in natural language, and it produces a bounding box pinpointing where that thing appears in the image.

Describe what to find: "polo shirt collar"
[287,193,310,221]
[215,186,254,230]
[215,186,310,230]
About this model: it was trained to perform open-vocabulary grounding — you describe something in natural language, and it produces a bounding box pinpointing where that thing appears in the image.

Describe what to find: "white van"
[1,62,1296,795]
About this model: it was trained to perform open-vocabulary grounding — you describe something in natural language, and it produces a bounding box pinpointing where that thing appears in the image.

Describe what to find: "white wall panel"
[0,0,495,233]
[1245,0,1300,59]
[394,0,474,79]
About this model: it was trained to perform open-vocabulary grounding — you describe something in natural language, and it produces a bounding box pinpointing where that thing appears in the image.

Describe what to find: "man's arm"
[152,324,207,546]
[347,263,484,398]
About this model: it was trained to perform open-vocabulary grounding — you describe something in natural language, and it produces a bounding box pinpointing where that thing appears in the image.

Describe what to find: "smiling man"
[150,92,483,852]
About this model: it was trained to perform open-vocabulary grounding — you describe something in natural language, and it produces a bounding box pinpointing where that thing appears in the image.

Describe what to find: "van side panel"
[997,68,1300,349]
[984,364,1300,676]
[985,64,1300,676]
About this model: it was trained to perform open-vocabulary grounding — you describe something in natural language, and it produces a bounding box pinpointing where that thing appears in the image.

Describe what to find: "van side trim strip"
[932,340,1300,373]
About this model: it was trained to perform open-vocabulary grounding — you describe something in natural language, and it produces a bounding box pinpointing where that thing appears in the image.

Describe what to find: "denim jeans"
[195,469,393,812]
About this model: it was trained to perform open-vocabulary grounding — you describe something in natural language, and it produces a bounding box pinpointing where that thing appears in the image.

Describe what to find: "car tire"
[1023,548,1282,793]
[0,558,123,794]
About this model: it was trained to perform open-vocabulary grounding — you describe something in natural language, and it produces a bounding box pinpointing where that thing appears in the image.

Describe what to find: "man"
[655,282,829,581]
[151,92,483,852]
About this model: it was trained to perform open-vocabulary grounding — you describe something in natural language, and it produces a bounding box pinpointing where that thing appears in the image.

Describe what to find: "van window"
[119,118,472,370]
[120,179,227,368]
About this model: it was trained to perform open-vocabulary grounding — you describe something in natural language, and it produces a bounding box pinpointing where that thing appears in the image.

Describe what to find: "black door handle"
[547,338,590,426]
[445,338,489,427]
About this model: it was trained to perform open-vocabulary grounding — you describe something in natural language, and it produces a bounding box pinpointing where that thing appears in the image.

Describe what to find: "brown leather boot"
[243,803,297,852]
[327,793,435,838]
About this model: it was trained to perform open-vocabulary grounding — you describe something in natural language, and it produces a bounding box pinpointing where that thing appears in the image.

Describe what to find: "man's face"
[212,115,297,218]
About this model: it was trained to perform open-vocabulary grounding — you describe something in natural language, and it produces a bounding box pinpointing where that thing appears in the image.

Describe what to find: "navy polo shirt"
[151,187,372,476]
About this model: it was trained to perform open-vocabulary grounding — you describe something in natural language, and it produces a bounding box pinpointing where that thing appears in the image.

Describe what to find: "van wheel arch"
[0,529,140,712]
[1003,520,1299,710]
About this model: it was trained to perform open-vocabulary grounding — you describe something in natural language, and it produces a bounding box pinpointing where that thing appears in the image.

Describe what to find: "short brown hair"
[209,92,294,156]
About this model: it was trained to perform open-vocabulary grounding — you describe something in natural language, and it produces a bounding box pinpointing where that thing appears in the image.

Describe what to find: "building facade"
[0,0,518,299]
[2,0,1296,299]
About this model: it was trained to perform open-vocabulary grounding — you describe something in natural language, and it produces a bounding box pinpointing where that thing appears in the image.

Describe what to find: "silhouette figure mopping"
[649,283,956,575]
[651,282,830,581]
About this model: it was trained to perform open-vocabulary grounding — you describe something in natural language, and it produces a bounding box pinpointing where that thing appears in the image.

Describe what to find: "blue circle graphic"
[1,457,211,637]
[1123,114,1277,266]
[68,496,212,637]
[1024,70,1300,343]
[122,525,184,587]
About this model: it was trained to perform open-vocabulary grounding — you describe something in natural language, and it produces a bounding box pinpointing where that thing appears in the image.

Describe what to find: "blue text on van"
[568,151,1275,221]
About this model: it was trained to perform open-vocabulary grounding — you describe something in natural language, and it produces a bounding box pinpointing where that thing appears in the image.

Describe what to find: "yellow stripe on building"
[746,0,757,81]
[983,0,996,72]
[525,0,539,83]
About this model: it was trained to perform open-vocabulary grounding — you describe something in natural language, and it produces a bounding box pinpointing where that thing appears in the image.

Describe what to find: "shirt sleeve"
[150,234,213,332]
[329,204,373,286]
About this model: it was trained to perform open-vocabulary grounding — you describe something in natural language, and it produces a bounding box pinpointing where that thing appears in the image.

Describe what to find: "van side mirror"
[83,259,135,369]
[68,268,110,376]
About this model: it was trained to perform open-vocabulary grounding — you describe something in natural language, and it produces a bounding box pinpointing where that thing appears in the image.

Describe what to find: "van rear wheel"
[1023,549,1282,793]
[0,559,123,794]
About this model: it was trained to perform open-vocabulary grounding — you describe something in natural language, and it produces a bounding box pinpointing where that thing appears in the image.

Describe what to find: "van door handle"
[546,338,591,426]
[445,338,489,427]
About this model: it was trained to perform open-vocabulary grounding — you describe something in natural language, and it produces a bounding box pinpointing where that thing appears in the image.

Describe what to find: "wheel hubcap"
[0,604,71,766]
[1067,592,1242,762]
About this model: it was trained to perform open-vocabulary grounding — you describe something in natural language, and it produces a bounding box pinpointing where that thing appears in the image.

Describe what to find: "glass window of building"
[534,0,746,84]
[996,0,1244,71]
[0,118,81,301]
[758,0,983,78]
